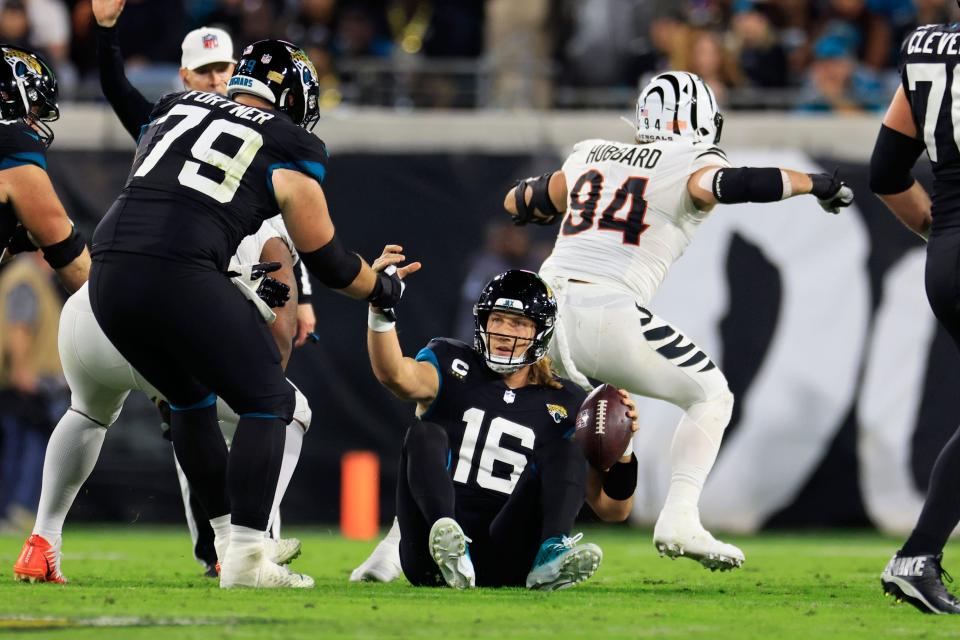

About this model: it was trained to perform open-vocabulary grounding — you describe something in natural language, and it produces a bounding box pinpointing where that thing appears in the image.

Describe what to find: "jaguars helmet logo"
[546,404,568,424]
[2,47,42,78]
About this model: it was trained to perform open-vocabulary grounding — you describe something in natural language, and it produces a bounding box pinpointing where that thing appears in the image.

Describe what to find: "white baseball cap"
[181,27,235,71]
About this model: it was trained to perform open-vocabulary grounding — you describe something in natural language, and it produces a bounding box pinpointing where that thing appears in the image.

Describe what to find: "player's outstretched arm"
[687,164,854,214]
[366,245,436,408]
[869,85,932,241]
[1,164,89,292]
[93,0,153,141]
[585,389,638,522]
[272,168,412,310]
[503,170,568,226]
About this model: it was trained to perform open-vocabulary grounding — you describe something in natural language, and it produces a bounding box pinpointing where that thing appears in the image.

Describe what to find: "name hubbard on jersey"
[585,142,662,169]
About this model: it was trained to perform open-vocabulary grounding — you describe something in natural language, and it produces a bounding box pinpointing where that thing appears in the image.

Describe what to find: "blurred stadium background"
[0,0,954,542]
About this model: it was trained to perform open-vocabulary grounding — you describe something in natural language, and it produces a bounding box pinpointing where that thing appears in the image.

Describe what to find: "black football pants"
[90,252,294,531]
[902,229,960,556]
[396,420,586,587]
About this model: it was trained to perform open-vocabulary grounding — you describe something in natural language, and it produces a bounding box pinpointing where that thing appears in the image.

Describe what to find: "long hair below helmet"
[473,270,558,375]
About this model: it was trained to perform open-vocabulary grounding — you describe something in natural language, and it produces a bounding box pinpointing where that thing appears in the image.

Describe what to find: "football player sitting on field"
[364,256,637,590]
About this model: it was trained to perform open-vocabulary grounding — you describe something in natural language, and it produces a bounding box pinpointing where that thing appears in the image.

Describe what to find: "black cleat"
[881,553,960,614]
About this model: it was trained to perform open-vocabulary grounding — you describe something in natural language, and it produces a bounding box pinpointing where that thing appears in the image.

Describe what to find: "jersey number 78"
[562,170,650,245]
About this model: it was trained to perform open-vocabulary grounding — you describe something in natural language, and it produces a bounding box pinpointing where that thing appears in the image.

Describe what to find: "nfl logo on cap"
[202,33,218,49]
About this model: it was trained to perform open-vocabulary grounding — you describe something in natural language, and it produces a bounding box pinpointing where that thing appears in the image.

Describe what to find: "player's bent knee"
[236,384,296,424]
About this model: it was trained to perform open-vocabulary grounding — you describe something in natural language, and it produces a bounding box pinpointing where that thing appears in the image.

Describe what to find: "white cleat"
[265,537,302,566]
[220,542,314,589]
[653,511,744,571]
[428,517,475,589]
[350,537,402,583]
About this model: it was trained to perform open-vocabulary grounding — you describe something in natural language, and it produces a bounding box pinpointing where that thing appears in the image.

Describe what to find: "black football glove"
[367,264,404,321]
[256,276,290,308]
[6,224,38,255]
[809,170,854,214]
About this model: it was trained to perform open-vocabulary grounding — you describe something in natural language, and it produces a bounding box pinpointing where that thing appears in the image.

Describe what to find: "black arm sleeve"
[299,233,362,289]
[95,24,154,141]
[712,167,785,203]
[869,124,926,195]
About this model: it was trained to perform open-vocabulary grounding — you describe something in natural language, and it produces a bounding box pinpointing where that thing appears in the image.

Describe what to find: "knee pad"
[687,388,735,437]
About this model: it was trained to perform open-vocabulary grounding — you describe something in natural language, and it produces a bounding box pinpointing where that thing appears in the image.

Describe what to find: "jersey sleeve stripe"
[695,147,727,161]
[265,160,327,198]
[0,151,46,171]
[414,346,442,419]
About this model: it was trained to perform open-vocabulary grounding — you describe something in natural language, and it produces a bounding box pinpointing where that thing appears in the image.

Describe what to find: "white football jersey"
[539,138,729,304]
[229,215,297,272]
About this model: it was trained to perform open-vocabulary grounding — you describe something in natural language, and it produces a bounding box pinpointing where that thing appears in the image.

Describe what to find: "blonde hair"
[528,356,563,389]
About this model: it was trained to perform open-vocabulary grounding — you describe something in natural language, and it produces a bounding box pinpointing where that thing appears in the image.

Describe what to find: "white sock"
[662,393,734,515]
[33,410,107,543]
[266,421,305,535]
[383,517,401,544]
[229,524,266,562]
[210,514,231,564]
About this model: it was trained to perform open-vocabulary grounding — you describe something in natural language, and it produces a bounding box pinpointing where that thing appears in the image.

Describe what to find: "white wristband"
[780,169,793,199]
[622,437,634,459]
[368,307,396,332]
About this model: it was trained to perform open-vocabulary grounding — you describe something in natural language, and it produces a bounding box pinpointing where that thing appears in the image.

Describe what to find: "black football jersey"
[416,338,587,511]
[0,120,48,252]
[91,91,329,270]
[900,24,960,223]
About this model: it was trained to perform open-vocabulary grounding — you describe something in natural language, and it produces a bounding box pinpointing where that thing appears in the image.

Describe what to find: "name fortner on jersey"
[540,138,729,304]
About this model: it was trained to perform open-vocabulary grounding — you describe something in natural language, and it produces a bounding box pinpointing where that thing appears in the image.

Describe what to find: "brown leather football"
[573,383,634,471]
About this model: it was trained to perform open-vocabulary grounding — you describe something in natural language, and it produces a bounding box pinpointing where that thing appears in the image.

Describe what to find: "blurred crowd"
[3,0,959,111]
[0,0,957,106]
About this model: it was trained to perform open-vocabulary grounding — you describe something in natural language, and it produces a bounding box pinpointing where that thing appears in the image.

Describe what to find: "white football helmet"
[633,72,723,145]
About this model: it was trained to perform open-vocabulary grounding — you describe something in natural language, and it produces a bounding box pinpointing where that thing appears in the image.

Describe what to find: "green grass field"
[0,526,957,639]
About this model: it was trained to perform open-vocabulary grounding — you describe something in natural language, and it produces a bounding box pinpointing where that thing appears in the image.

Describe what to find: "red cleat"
[13,535,67,584]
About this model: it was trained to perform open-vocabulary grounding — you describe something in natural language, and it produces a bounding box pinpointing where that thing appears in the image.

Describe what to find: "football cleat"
[350,536,402,583]
[265,537,302,566]
[526,533,602,591]
[13,534,66,584]
[220,544,314,589]
[881,553,960,614]
[653,509,744,571]
[428,517,475,589]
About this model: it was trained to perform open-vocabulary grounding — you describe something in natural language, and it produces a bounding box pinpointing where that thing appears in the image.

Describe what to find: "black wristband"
[602,454,638,501]
[41,227,85,269]
[367,267,403,309]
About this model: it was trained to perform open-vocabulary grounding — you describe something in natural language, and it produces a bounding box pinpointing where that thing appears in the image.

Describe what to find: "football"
[573,383,634,471]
